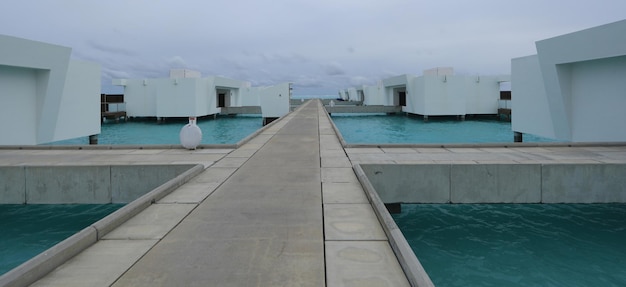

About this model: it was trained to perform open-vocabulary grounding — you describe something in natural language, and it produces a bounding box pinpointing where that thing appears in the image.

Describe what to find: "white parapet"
[512,19,626,142]
[0,34,101,145]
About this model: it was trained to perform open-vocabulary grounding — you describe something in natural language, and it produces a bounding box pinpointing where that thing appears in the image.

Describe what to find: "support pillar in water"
[89,134,98,145]
[424,115,428,122]
[514,131,523,142]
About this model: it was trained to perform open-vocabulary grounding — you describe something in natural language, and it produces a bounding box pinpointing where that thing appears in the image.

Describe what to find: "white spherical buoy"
[180,117,202,149]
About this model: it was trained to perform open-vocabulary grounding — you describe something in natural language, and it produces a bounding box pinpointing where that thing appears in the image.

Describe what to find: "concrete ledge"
[360,163,626,203]
[323,107,349,147]
[343,141,626,149]
[0,164,204,287]
[1,164,198,204]
[325,105,402,114]
[0,144,238,150]
[353,164,435,287]
[542,164,626,203]
[93,164,204,238]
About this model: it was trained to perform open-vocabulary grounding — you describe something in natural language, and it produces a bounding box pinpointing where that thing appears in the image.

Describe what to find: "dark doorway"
[399,91,406,107]
[218,93,226,107]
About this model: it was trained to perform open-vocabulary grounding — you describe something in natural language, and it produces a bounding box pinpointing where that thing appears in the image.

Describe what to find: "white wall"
[362,85,386,105]
[421,75,465,116]
[123,80,158,117]
[511,55,555,139]
[464,76,505,114]
[346,87,358,101]
[569,56,626,141]
[375,71,503,117]
[258,83,291,118]
[0,35,100,145]
[156,78,201,117]
[117,75,254,118]
[512,19,626,142]
[0,65,39,144]
[53,60,101,142]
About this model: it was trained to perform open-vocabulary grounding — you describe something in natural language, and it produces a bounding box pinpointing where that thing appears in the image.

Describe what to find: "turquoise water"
[0,204,124,275]
[392,204,626,287]
[47,115,262,145]
[331,114,556,144]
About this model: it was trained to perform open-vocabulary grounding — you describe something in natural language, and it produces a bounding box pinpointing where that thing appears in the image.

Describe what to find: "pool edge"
[353,164,435,287]
[0,164,205,287]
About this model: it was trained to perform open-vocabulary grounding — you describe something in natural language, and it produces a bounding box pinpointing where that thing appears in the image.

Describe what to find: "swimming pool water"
[47,115,262,145]
[331,114,556,144]
[392,204,626,287]
[0,204,124,275]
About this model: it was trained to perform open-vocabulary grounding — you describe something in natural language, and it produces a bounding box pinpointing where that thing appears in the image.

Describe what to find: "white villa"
[340,68,510,119]
[113,70,291,125]
[0,35,100,145]
[512,19,626,142]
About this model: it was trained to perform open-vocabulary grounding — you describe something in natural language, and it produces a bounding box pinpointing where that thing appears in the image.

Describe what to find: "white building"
[113,70,291,123]
[0,35,100,145]
[352,68,509,118]
[512,20,626,142]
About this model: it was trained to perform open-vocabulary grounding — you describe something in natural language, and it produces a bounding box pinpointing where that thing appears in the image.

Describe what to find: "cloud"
[86,40,137,57]
[349,76,373,86]
[322,61,345,76]
[166,56,189,69]
[3,0,625,95]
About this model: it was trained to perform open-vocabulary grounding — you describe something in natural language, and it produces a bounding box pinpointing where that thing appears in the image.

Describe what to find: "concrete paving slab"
[322,167,359,183]
[321,156,352,167]
[345,148,384,154]
[189,167,237,183]
[324,204,387,240]
[381,148,418,153]
[211,157,249,167]
[31,239,158,287]
[158,182,221,203]
[188,148,233,154]
[322,182,369,204]
[103,203,197,240]
[321,149,347,158]
[227,148,257,157]
[325,241,410,287]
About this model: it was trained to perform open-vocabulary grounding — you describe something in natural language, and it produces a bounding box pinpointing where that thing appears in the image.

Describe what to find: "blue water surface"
[393,204,626,287]
[47,115,262,145]
[0,204,124,275]
[331,114,556,144]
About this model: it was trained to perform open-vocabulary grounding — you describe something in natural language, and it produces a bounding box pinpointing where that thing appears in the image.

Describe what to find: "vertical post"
[423,115,428,122]
[514,131,523,142]
[89,134,98,145]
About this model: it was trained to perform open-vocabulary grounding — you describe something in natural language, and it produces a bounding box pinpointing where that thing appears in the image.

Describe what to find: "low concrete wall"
[0,164,196,204]
[359,163,626,203]
[219,106,261,114]
[325,105,402,114]
[0,164,204,287]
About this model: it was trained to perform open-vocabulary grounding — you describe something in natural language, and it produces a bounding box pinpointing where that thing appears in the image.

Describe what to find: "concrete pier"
[2,99,626,286]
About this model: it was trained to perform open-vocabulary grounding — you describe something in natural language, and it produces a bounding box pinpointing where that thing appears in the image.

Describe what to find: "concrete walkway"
[2,99,626,286]
[24,100,408,286]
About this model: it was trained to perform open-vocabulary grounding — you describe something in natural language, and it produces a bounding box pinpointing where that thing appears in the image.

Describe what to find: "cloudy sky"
[1,1,625,95]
